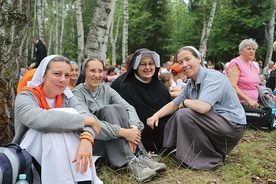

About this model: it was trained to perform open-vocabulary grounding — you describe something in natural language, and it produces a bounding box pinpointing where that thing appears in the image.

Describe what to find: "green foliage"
[27,0,276,66]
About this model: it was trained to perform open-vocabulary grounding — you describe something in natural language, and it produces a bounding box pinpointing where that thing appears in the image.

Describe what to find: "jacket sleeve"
[72,86,123,141]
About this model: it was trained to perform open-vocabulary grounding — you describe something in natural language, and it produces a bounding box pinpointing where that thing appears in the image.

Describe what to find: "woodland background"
[1,0,276,145]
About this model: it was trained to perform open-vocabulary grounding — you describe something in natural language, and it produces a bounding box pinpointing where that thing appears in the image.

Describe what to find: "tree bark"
[122,0,128,63]
[37,0,46,43]
[31,0,37,61]
[265,0,276,65]
[110,2,121,66]
[199,0,217,61]
[55,0,59,54]
[75,0,84,64]
[84,0,117,62]
[0,0,29,146]
[59,0,65,55]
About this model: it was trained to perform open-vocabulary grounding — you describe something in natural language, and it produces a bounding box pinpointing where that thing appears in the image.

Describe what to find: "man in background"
[31,37,47,68]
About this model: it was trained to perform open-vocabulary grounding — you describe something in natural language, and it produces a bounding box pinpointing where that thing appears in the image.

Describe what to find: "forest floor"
[96,129,276,184]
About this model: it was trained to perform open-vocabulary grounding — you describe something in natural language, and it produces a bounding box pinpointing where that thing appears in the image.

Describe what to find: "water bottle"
[15,174,29,184]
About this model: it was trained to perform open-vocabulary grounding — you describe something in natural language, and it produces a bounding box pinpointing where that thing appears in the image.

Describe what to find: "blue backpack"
[0,143,40,184]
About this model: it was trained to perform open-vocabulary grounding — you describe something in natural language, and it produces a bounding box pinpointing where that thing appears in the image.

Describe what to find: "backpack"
[265,69,275,91]
[243,106,276,131]
[0,143,40,184]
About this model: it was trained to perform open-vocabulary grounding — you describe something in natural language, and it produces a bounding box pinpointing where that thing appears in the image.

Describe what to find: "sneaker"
[139,155,167,173]
[128,157,156,182]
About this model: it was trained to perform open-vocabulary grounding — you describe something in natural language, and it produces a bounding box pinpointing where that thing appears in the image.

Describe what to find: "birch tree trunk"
[110,2,122,66]
[199,0,217,61]
[75,0,84,64]
[37,0,46,43]
[0,0,29,145]
[59,0,65,55]
[265,0,276,64]
[85,0,117,62]
[55,0,59,54]
[31,0,37,61]
[122,0,128,63]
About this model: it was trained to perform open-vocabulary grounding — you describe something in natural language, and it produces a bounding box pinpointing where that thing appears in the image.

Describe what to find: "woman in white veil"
[13,55,102,184]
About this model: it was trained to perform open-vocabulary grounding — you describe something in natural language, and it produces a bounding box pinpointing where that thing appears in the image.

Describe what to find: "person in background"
[110,54,133,92]
[147,46,246,170]
[115,48,172,153]
[171,63,185,90]
[120,63,127,75]
[13,55,102,184]
[159,72,179,99]
[258,59,264,75]
[105,65,118,86]
[214,62,224,73]
[20,68,28,79]
[160,61,173,73]
[227,38,261,108]
[263,60,274,80]
[69,61,79,90]
[31,37,47,68]
[73,58,166,182]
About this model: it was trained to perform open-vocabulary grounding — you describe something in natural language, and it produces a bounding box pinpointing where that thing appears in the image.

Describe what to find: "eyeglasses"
[139,62,155,67]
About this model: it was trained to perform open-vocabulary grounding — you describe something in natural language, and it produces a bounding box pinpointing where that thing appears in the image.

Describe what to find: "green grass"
[95,129,276,184]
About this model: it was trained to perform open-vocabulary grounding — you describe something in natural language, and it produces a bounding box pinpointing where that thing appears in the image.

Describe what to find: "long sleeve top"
[72,83,144,140]
[13,91,95,144]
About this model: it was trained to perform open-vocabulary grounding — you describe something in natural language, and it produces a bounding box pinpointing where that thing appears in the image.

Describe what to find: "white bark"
[110,2,122,66]
[59,0,65,54]
[37,0,46,43]
[31,0,37,61]
[75,0,84,64]
[84,0,117,62]
[48,23,54,55]
[55,0,59,53]
[199,0,217,60]
[122,0,128,63]
[265,0,276,64]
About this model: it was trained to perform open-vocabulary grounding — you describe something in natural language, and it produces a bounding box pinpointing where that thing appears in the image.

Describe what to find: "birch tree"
[199,0,217,60]
[85,0,117,62]
[75,0,84,64]
[110,2,122,66]
[37,0,46,43]
[0,0,29,145]
[55,0,59,53]
[265,0,276,64]
[122,0,128,63]
[59,0,65,54]
[31,0,37,61]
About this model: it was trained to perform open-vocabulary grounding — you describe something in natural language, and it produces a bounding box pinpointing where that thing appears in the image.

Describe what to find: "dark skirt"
[163,108,245,170]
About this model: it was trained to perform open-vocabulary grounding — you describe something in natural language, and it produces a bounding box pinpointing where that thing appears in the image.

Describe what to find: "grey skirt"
[163,108,245,170]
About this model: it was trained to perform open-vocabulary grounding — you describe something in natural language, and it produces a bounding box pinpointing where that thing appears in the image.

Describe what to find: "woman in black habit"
[112,48,172,153]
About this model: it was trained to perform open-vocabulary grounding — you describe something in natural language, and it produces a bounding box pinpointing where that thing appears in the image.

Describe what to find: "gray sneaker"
[128,157,156,182]
[139,155,167,173]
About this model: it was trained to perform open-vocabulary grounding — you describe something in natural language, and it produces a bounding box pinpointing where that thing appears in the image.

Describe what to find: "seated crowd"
[15,39,275,183]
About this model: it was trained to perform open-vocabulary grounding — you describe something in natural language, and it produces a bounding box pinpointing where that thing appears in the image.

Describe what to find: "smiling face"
[84,59,104,92]
[70,63,79,81]
[136,56,156,82]
[43,61,71,99]
[177,49,201,81]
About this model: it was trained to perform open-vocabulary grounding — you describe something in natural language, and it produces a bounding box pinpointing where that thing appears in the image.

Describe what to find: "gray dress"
[165,66,246,170]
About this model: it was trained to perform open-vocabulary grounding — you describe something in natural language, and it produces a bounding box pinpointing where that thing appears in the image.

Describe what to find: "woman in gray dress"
[147,46,246,170]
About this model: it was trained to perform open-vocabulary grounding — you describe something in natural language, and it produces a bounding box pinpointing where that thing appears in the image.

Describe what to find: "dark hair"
[107,65,116,75]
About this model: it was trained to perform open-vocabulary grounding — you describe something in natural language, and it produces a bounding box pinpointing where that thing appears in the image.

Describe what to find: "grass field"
[95,129,276,184]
